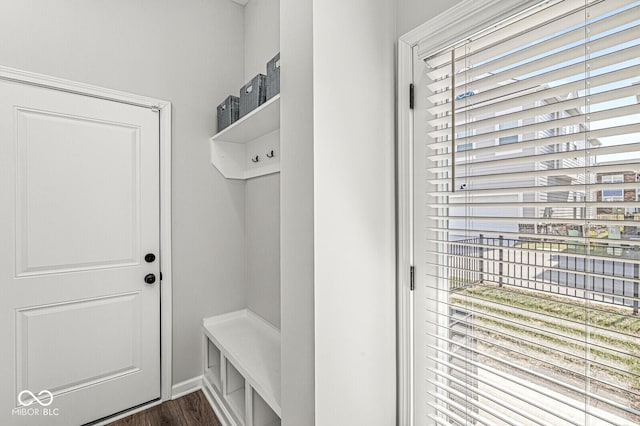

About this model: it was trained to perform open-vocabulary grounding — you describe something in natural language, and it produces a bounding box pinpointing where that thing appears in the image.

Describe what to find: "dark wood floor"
[107,391,221,426]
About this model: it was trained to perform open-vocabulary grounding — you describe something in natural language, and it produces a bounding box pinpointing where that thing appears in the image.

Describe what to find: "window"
[420,1,640,425]
[601,174,625,201]
[456,143,473,152]
[602,189,624,201]
[498,120,519,145]
[602,174,624,184]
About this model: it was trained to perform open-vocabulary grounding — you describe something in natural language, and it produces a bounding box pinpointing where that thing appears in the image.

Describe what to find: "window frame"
[399,1,640,424]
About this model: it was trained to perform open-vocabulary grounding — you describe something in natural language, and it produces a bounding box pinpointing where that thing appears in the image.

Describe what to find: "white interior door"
[0,79,161,425]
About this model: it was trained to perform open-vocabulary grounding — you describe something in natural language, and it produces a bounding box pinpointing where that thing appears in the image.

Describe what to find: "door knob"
[145,253,156,263]
[144,274,156,284]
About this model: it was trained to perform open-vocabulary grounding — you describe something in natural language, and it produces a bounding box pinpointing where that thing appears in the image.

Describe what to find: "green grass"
[449,284,640,390]
[455,285,640,335]
[473,317,640,392]
[448,275,476,289]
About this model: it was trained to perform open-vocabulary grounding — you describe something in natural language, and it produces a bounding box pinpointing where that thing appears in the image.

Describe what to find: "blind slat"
[428,84,639,139]
[427,3,640,89]
[428,368,561,426]
[433,20,640,97]
[423,0,619,70]
[427,63,640,116]
[425,234,640,250]
[422,269,640,304]
[430,391,502,426]
[428,346,640,419]
[426,43,639,105]
[428,102,638,148]
[429,215,640,229]
[426,282,640,340]
[424,308,640,371]
[427,367,583,426]
[427,355,588,425]
[425,226,640,250]
[429,162,640,185]
[429,139,640,171]
[429,200,640,208]
[432,383,528,426]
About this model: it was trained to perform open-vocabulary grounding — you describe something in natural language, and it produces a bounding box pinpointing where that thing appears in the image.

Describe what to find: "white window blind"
[422,0,640,425]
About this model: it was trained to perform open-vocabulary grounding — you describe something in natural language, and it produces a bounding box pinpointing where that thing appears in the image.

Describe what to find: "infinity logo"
[17,390,54,407]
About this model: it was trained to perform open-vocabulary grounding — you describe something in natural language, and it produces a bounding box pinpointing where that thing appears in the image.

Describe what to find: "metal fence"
[449,235,640,314]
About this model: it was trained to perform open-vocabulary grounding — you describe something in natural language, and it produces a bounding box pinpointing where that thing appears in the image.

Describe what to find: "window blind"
[421,0,640,425]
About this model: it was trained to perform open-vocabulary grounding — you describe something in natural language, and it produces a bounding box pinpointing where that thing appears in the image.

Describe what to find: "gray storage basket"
[239,74,267,118]
[217,95,239,132]
[266,52,280,100]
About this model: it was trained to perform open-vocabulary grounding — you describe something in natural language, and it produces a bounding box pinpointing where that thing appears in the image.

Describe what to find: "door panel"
[15,108,140,275]
[16,293,141,395]
[0,79,160,426]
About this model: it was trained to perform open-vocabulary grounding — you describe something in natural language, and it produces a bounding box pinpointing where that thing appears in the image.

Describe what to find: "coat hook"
[266,150,275,158]
[252,155,260,163]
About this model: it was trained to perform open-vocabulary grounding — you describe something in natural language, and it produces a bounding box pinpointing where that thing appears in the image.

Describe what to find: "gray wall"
[245,173,280,327]
[313,0,396,424]
[280,0,396,424]
[396,0,460,36]
[243,0,281,329]
[244,0,280,81]
[280,0,315,423]
[0,0,248,385]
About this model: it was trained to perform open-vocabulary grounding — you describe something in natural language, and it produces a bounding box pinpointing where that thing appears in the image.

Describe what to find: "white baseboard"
[171,376,204,400]
[201,380,234,426]
[88,376,227,426]
[172,375,234,426]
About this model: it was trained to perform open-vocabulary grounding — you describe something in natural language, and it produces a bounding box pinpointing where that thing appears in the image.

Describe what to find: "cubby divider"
[252,389,281,426]
[225,360,246,422]
[204,339,221,392]
[202,309,281,425]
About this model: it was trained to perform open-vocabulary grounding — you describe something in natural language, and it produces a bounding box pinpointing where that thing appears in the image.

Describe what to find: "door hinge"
[410,265,415,291]
[160,272,163,281]
[409,84,414,110]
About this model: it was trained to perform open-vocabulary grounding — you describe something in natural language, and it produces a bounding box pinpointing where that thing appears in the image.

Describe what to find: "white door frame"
[396,33,414,426]
[0,65,173,409]
[396,2,544,424]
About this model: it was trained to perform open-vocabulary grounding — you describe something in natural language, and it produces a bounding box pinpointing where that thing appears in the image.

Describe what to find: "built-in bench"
[202,309,281,426]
